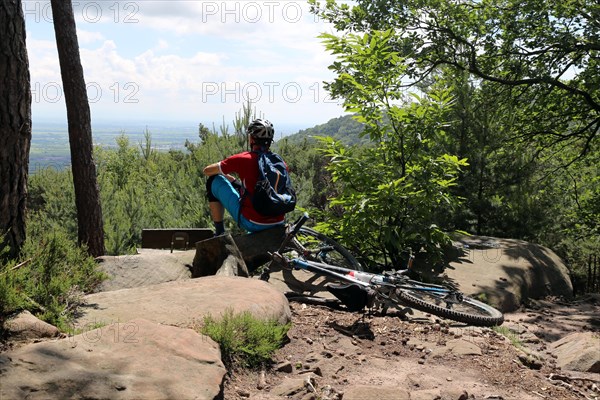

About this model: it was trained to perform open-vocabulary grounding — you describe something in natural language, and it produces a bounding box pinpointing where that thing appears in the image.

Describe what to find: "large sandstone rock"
[95,248,195,292]
[3,310,60,341]
[549,332,600,373]
[0,319,226,400]
[76,275,291,330]
[444,235,573,312]
[193,234,249,278]
[93,236,573,316]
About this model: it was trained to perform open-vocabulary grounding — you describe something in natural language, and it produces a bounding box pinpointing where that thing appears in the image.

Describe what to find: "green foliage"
[285,114,367,146]
[0,224,106,331]
[28,167,78,242]
[547,150,600,287]
[0,244,25,322]
[95,132,216,254]
[310,0,599,289]
[199,308,290,370]
[312,29,468,269]
[310,0,599,160]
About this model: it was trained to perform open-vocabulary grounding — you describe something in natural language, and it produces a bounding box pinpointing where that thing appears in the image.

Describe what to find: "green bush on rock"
[0,227,106,332]
[199,308,291,370]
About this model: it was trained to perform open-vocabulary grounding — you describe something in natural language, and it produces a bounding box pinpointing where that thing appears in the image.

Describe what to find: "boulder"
[3,310,60,341]
[192,234,249,278]
[93,235,574,316]
[549,332,600,373]
[95,248,194,292]
[75,275,291,330]
[232,226,287,271]
[444,235,573,312]
[0,319,226,400]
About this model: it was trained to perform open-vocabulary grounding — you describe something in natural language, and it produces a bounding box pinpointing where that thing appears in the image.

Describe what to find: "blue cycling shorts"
[208,174,284,233]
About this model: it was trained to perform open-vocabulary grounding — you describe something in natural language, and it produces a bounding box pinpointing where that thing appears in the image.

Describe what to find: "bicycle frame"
[267,213,504,325]
[273,213,453,297]
[283,257,456,297]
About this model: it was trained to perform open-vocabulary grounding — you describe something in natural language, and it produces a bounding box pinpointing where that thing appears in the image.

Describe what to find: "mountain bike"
[285,218,363,271]
[263,213,504,327]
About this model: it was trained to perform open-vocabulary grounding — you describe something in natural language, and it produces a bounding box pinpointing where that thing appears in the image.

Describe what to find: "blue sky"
[23,0,349,134]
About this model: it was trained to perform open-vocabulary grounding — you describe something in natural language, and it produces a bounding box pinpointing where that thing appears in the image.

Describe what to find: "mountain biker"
[203,119,288,236]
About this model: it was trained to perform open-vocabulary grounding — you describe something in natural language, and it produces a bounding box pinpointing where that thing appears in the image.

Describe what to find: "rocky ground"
[223,296,600,400]
[1,244,597,400]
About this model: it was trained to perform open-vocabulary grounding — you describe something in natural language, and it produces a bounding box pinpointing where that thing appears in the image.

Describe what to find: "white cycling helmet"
[246,119,274,141]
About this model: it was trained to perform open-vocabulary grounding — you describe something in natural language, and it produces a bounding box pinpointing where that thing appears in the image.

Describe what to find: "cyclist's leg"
[208,175,284,233]
[207,175,241,232]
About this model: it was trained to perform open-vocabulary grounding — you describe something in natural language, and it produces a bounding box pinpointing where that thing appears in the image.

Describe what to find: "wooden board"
[141,228,213,250]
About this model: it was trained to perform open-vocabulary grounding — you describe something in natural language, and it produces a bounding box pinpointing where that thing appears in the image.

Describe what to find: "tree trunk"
[50,0,104,257]
[0,0,32,258]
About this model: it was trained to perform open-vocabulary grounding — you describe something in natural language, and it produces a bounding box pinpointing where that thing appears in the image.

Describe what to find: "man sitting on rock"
[203,119,288,236]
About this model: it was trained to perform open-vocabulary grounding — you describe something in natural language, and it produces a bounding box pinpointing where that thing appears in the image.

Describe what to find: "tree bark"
[50,0,104,257]
[0,0,32,258]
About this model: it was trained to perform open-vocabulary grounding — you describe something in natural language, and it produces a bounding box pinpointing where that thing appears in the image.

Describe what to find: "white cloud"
[77,29,105,44]
[25,0,345,125]
[154,39,169,51]
[26,38,60,82]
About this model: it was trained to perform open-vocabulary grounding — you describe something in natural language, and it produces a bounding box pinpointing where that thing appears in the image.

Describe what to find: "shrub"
[0,227,106,332]
[199,308,291,370]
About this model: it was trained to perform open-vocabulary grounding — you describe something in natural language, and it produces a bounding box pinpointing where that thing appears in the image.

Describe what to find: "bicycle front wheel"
[397,288,504,327]
[290,227,363,271]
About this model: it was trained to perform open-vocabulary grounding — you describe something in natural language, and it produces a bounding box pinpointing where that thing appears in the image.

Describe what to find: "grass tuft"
[199,308,291,370]
[492,325,524,349]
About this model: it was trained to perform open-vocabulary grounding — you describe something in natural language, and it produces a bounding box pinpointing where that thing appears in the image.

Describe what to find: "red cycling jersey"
[219,151,286,225]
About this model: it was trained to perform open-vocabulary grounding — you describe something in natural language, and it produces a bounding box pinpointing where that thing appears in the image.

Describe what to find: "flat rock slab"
[549,331,600,373]
[95,249,195,292]
[76,276,291,330]
[0,319,226,400]
[431,338,483,357]
[343,385,410,400]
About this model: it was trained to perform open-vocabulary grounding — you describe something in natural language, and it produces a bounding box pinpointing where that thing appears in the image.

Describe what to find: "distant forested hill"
[283,114,367,145]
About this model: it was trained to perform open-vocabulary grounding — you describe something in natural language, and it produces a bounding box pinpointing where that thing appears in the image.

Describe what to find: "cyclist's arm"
[202,162,220,176]
[203,162,236,182]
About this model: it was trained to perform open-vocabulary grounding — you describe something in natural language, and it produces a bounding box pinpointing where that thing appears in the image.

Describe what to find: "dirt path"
[224,296,600,400]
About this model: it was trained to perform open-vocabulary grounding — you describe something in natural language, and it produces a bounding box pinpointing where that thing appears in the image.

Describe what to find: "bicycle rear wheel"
[396,287,504,327]
[290,227,363,271]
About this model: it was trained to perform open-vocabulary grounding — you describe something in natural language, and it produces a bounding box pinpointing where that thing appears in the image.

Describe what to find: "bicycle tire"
[396,287,504,326]
[290,227,363,271]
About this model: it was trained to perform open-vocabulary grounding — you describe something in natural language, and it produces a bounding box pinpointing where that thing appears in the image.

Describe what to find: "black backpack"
[252,151,297,216]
